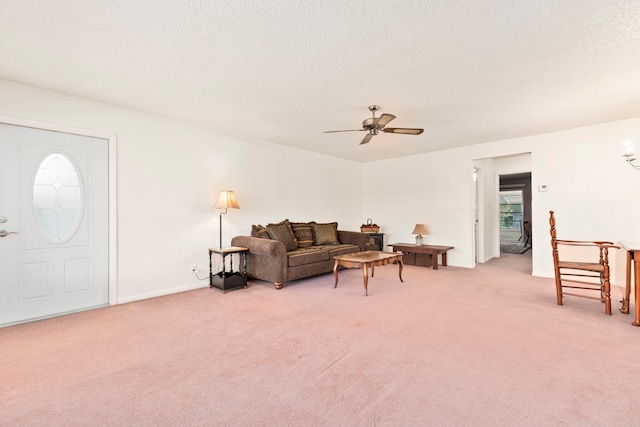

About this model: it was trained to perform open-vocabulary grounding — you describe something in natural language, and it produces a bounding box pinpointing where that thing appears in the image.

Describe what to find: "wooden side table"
[209,246,248,293]
[388,243,454,270]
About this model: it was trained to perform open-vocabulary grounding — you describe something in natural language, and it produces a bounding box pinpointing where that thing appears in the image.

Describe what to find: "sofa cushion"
[311,222,339,245]
[266,220,298,251]
[290,222,314,248]
[251,224,271,240]
[287,247,330,267]
[325,244,361,259]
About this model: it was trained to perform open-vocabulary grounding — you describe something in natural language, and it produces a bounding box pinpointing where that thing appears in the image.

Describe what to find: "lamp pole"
[219,208,227,249]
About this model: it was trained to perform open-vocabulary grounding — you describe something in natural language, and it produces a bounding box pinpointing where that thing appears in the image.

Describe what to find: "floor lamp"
[214,190,240,248]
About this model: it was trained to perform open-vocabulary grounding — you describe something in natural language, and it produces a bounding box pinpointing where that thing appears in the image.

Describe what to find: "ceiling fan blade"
[323,129,365,133]
[375,113,396,128]
[382,127,424,135]
[359,133,374,145]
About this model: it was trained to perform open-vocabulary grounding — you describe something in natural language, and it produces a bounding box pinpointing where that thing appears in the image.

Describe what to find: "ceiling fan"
[324,105,424,145]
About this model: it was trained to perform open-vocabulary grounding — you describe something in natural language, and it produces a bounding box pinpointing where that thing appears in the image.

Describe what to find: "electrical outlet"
[190,265,198,273]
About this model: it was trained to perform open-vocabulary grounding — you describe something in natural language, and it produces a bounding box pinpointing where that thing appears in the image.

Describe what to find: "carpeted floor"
[1,253,638,426]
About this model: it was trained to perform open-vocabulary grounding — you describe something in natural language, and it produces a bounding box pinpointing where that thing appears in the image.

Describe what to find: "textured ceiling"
[2,1,640,163]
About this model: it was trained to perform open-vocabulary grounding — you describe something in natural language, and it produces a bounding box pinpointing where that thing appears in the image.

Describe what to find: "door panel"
[0,124,108,325]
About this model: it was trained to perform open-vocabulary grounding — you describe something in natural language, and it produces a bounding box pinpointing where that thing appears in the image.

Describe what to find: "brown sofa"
[231,220,368,289]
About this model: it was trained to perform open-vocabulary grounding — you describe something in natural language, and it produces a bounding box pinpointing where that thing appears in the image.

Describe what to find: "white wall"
[529,120,640,284]
[493,153,532,175]
[363,149,475,267]
[5,79,640,300]
[364,119,640,287]
[0,80,363,302]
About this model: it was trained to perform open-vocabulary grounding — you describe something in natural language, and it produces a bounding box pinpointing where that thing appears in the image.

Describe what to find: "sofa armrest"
[337,230,369,251]
[230,235,288,285]
[231,236,287,257]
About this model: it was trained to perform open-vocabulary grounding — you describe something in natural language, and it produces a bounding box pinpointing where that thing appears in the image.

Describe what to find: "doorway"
[0,121,113,326]
[499,173,532,255]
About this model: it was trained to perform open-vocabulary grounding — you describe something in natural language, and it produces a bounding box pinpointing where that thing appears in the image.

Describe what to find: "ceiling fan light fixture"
[363,117,376,129]
[324,105,424,145]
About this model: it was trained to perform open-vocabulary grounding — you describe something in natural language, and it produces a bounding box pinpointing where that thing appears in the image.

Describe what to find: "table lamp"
[214,190,240,248]
[412,223,427,246]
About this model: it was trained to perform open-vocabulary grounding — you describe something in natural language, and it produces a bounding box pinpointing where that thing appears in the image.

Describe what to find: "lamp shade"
[214,190,240,210]
[412,224,427,235]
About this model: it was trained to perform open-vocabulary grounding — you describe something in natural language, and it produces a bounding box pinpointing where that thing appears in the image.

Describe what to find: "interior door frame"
[0,115,118,305]
[472,167,481,265]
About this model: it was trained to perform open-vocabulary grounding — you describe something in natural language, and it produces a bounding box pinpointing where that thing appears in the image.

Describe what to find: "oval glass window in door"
[32,153,83,243]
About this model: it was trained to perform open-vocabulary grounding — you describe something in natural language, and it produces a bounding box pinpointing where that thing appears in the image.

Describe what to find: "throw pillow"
[290,222,314,248]
[311,222,339,245]
[251,224,271,240]
[266,220,298,251]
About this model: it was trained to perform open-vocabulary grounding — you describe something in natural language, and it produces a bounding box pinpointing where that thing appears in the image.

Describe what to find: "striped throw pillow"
[290,222,315,248]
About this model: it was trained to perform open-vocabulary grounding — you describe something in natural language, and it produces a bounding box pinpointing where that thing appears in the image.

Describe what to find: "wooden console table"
[388,243,454,270]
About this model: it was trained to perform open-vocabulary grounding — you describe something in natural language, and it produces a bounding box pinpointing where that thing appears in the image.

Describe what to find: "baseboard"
[117,281,210,305]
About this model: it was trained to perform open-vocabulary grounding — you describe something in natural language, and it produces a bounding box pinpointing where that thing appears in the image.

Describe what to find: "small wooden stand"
[209,246,248,293]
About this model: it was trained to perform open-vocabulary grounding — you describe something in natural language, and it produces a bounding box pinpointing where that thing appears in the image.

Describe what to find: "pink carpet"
[1,253,639,426]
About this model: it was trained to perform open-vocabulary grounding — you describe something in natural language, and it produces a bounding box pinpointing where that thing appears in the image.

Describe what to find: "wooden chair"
[549,210,619,315]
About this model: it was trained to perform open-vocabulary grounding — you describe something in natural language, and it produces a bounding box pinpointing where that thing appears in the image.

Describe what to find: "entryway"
[499,173,532,255]
[472,153,532,271]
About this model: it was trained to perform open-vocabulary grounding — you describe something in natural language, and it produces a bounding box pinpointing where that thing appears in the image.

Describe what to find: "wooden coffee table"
[333,250,404,296]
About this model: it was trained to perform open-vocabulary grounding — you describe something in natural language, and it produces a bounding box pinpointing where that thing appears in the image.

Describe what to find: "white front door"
[0,123,109,326]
